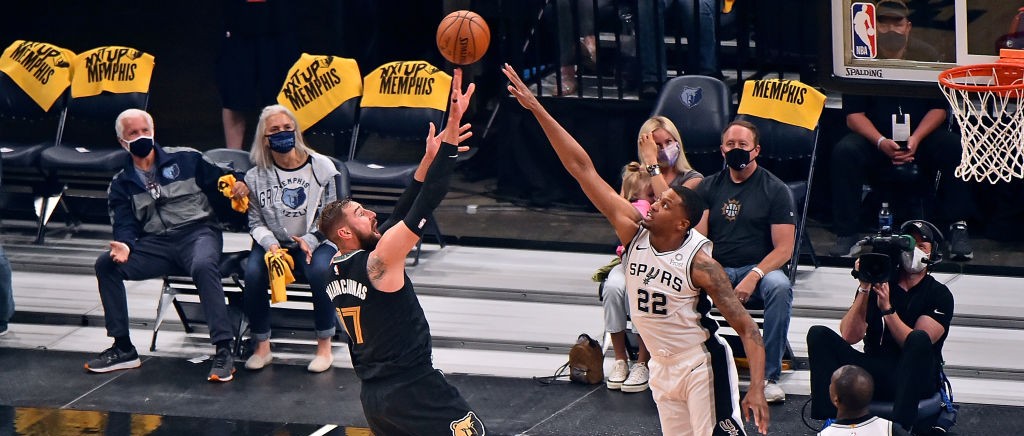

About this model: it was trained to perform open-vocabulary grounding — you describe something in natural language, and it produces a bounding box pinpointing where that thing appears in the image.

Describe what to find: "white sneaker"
[764,380,786,403]
[621,362,650,393]
[606,360,629,390]
[244,352,272,370]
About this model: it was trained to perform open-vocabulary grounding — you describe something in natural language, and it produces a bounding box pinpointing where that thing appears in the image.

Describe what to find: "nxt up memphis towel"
[276,54,362,130]
[70,46,154,98]
[737,78,826,130]
[361,60,452,111]
[0,40,74,111]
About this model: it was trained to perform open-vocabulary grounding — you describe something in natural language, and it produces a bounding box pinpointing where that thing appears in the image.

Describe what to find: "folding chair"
[36,46,153,243]
[344,60,453,263]
[735,78,826,284]
[0,41,74,234]
[649,75,732,176]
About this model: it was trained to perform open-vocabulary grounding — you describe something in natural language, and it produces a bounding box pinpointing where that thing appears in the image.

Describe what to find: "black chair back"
[650,75,732,176]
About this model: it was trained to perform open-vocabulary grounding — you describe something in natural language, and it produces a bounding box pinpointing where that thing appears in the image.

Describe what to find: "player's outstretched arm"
[690,250,770,435]
[501,63,640,246]
[369,69,474,292]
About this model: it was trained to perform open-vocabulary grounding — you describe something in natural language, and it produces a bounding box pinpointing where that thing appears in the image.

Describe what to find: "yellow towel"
[724,0,735,14]
[217,174,249,212]
[264,250,295,304]
[360,60,451,111]
[70,46,154,98]
[276,54,362,131]
[0,40,74,111]
[737,78,826,131]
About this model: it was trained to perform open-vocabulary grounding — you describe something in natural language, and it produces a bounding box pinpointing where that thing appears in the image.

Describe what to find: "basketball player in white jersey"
[504,64,770,436]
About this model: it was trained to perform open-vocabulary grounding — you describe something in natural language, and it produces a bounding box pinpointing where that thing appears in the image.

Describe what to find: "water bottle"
[878,202,893,235]
[618,8,637,86]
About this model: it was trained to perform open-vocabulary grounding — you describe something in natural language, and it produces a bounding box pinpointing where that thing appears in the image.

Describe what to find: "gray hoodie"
[244,153,340,250]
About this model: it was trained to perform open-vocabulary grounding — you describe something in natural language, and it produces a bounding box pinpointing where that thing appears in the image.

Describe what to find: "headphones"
[899,220,945,265]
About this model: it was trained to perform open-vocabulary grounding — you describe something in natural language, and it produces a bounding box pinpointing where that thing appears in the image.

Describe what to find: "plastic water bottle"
[618,8,637,86]
[878,202,893,235]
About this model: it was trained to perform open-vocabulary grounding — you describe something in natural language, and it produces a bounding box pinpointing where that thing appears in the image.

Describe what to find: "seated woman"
[242,105,342,373]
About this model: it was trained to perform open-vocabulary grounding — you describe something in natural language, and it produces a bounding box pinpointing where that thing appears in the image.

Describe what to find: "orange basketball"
[436,10,490,65]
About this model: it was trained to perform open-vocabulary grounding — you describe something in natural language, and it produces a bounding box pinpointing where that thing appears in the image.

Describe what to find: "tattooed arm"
[691,250,770,435]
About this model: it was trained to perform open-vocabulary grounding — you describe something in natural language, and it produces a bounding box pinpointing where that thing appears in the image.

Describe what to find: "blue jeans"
[723,264,793,381]
[95,224,232,345]
[639,0,718,85]
[243,242,338,341]
[0,245,13,330]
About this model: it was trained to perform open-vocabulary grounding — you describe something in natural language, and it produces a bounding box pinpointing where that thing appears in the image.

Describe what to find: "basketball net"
[939,50,1024,183]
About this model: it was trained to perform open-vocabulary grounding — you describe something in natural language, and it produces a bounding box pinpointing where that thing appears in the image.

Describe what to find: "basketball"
[436,10,490,66]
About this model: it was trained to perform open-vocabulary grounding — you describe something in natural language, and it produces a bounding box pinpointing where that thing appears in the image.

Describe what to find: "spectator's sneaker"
[821,418,836,431]
[828,235,860,257]
[948,223,974,260]
[207,347,235,382]
[0,325,8,337]
[84,345,141,373]
[764,380,786,403]
[621,362,650,393]
[606,359,629,390]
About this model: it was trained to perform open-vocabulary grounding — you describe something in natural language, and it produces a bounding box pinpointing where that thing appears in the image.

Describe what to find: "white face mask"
[900,247,929,273]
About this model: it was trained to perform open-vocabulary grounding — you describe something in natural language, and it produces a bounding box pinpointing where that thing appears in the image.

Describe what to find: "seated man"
[819,365,909,436]
[808,220,954,430]
[694,120,796,403]
[86,109,249,382]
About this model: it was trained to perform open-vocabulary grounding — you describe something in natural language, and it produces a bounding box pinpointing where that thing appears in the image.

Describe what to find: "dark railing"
[495,0,819,100]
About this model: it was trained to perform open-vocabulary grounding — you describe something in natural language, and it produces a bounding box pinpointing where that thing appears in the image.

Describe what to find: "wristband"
[646,164,661,176]
[856,286,870,294]
[750,267,765,279]
[880,307,897,316]
[876,136,886,148]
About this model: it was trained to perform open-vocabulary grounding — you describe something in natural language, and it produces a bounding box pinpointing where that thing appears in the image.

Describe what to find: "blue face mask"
[126,135,155,158]
[267,130,296,153]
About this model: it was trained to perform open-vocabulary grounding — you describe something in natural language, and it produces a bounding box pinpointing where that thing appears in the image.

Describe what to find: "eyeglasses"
[146,181,161,200]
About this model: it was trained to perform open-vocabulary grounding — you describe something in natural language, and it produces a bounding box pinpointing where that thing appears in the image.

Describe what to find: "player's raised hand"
[502,63,542,112]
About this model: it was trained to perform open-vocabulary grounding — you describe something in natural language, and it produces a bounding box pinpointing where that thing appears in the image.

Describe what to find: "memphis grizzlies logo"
[161,163,180,180]
[449,411,485,436]
[281,187,306,209]
[680,86,703,108]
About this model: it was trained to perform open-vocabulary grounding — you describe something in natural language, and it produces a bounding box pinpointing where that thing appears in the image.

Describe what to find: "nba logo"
[851,2,876,59]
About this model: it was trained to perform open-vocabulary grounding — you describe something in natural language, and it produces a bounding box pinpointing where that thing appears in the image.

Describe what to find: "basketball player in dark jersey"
[504,63,770,436]
[317,69,485,436]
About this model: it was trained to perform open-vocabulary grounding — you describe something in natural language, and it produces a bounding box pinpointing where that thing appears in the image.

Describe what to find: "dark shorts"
[216,34,296,111]
[360,369,485,436]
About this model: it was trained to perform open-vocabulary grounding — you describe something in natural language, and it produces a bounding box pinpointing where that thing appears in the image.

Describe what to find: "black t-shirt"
[696,166,796,268]
[328,250,433,381]
[843,94,947,139]
[864,274,954,363]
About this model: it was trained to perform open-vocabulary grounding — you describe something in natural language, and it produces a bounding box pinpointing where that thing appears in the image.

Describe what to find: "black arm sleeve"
[378,180,423,233]
[400,142,459,236]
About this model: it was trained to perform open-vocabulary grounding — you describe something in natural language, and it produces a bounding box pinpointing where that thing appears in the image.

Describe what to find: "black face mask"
[878,31,908,54]
[126,136,155,158]
[725,148,753,171]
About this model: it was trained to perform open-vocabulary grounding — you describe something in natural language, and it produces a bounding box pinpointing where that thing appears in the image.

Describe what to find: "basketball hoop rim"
[938,62,1024,93]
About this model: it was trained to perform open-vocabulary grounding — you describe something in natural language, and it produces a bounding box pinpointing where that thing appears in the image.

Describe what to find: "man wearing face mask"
[87,109,250,382]
[807,220,954,430]
[874,0,942,62]
[828,0,972,261]
[694,120,797,403]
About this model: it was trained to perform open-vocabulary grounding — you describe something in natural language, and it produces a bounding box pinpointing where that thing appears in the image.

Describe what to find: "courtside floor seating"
[152,149,352,354]
[0,71,68,237]
[650,75,732,177]
[37,46,153,244]
[735,78,826,284]
[344,60,453,264]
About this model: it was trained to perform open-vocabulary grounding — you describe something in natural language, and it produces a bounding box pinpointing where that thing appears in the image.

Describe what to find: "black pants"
[94,224,232,345]
[360,369,484,436]
[807,325,939,428]
[830,130,973,236]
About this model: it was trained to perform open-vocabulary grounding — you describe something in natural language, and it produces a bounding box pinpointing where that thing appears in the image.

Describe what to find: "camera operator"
[807,220,954,430]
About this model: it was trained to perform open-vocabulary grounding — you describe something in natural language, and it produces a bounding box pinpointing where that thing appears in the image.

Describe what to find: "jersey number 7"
[337,306,364,344]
